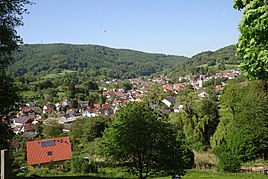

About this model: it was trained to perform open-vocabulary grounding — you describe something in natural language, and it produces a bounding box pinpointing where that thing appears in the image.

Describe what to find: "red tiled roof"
[163,85,172,91]
[102,104,110,108]
[26,136,72,165]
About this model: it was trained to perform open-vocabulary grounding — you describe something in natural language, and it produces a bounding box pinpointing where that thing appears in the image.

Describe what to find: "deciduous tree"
[234,0,268,80]
[43,120,63,138]
[214,81,268,171]
[0,0,32,148]
[101,102,192,179]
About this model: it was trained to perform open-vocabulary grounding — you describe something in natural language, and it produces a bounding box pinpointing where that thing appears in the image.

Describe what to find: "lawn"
[156,170,268,179]
[18,170,268,179]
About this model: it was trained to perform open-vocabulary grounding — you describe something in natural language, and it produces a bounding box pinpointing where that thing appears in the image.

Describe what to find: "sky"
[18,0,242,57]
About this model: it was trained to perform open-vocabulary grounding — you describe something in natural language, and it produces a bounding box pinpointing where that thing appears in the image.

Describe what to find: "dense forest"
[7,43,188,79]
[7,44,239,80]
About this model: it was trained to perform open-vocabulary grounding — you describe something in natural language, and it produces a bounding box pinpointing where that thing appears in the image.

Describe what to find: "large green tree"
[0,0,32,70]
[1,0,31,115]
[214,81,268,171]
[101,102,193,179]
[174,92,219,151]
[0,0,32,118]
[0,0,32,148]
[234,0,268,80]
[70,116,107,143]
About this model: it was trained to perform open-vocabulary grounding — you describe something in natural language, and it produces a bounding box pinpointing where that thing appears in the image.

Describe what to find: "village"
[3,69,244,171]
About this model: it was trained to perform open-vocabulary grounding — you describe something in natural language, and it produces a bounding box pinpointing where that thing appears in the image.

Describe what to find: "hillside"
[190,45,240,66]
[7,44,188,79]
[169,45,241,82]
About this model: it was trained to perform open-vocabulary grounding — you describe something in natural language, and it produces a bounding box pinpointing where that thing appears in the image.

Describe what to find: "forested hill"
[169,45,240,81]
[7,43,188,79]
[190,45,239,66]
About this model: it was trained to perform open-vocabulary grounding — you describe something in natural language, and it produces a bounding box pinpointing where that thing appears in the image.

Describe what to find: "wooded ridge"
[7,43,238,80]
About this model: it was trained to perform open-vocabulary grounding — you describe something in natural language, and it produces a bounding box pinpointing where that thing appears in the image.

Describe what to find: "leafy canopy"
[234,0,268,80]
[43,120,63,138]
[0,0,31,148]
[214,81,268,171]
[101,102,192,179]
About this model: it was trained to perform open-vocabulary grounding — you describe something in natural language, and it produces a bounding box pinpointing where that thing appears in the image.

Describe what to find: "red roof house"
[26,136,72,169]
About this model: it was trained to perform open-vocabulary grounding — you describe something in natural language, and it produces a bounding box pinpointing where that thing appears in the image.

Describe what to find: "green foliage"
[8,44,188,79]
[101,102,192,179]
[0,0,32,70]
[0,122,14,150]
[202,77,228,87]
[35,123,43,133]
[70,116,107,144]
[215,141,242,172]
[42,120,63,138]
[143,84,170,105]
[234,0,268,80]
[0,0,31,151]
[0,73,21,118]
[207,59,216,66]
[214,81,268,171]
[173,92,219,151]
[71,156,87,173]
[169,45,240,82]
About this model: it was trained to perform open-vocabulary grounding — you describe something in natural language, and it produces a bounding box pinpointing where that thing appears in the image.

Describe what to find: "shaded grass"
[15,170,268,179]
[155,170,268,179]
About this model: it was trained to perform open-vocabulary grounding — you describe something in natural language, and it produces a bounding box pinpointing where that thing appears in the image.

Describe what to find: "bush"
[71,156,98,174]
[63,160,71,172]
[215,144,241,172]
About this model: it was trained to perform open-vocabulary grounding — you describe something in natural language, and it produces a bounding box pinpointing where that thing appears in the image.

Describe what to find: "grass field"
[41,70,76,79]
[20,170,268,179]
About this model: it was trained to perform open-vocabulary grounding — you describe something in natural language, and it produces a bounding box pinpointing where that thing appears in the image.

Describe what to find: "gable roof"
[26,136,72,165]
[23,123,36,132]
[14,117,32,124]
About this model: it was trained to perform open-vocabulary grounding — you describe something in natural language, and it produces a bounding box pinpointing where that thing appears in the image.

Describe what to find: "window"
[41,140,55,147]
[47,151,52,156]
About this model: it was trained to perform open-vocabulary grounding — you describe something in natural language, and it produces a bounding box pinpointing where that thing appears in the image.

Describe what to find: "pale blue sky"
[18,0,242,57]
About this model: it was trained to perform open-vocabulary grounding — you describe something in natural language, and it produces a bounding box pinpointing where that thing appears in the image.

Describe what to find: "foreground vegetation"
[18,169,268,179]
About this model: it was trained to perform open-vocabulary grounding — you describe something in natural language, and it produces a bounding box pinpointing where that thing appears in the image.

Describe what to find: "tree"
[0,122,14,150]
[234,0,268,80]
[101,102,192,179]
[0,74,21,118]
[70,116,107,143]
[0,0,31,118]
[175,92,219,151]
[0,0,32,69]
[214,81,268,171]
[0,0,32,149]
[142,84,168,106]
[43,120,63,138]
[68,81,76,99]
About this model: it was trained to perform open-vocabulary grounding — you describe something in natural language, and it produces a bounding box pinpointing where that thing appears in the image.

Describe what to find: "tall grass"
[193,150,217,170]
